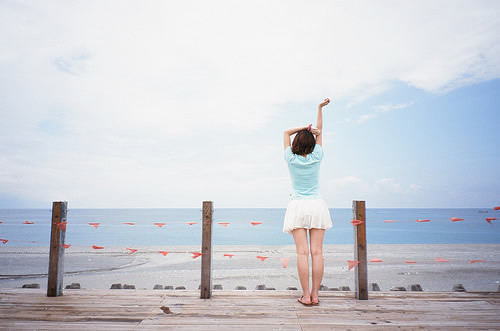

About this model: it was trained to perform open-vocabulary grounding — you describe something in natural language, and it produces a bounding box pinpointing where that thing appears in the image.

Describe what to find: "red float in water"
[89,223,100,228]
[250,222,262,226]
[450,218,464,222]
[158,251,169,256]
[435,257,449,262]
[256,256,268,262]
[126,248,137,255]
[486,217,497,224]
[218,222,230,228]
[223,254,235,258]
[416,219,430,222]
[92,245,104,249]
[154,223,166,227]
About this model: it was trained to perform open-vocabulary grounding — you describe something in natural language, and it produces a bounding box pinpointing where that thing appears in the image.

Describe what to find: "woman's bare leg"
[309,228,325,304]
[292,228,311,303]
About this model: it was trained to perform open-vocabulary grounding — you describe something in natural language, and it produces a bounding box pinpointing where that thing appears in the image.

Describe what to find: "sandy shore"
[1,244,499,292]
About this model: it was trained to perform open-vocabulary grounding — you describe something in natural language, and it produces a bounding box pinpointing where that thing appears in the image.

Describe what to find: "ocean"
[0,208,498,247]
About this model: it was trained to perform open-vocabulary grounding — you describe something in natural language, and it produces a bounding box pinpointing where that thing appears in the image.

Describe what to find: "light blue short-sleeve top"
[284,144,324,199]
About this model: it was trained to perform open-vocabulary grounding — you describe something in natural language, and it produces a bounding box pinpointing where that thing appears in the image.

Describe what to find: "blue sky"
[321,80,500,207]
[0,1,499,208]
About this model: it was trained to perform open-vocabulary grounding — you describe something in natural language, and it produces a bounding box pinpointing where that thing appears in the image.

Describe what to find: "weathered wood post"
[47,201,68,297]
[353,200,368,300]
[200,201,213,299]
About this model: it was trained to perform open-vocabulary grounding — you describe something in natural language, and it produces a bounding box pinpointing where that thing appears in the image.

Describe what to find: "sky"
[0,0,499,208]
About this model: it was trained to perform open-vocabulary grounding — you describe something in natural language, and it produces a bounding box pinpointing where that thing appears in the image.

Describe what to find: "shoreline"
[1,243,499,292]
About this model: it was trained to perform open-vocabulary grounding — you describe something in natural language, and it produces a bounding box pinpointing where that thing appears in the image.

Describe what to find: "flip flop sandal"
[312,300,320,306]
[297,296,313,306]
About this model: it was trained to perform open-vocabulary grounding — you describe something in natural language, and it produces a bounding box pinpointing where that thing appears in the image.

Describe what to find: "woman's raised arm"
[315,98,330,146]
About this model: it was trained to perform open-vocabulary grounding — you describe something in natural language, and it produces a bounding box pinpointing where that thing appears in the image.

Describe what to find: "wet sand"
[0,244,499,291]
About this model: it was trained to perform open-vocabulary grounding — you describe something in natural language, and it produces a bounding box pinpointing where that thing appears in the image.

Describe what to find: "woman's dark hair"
[292,130,316,155]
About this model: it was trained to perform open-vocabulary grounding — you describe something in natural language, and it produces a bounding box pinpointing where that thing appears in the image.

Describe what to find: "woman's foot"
[297,295,313,306]
[311,292,319,305]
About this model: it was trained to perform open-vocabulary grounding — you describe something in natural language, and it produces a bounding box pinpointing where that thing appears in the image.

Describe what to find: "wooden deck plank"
[0,289,498,330]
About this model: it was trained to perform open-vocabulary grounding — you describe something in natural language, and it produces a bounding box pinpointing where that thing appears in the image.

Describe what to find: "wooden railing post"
[353,200,368,300]
[200,201,213,299]
[47,201,68,297]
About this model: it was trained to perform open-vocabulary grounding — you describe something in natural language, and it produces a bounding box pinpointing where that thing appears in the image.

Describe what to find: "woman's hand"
[311,127,321,136]
[319,98,330,107]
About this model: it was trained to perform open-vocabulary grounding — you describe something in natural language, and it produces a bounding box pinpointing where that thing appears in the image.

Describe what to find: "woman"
[283,98,333,306]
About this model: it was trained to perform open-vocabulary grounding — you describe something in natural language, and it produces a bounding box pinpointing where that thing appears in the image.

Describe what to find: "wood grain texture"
[47,201,68,297]
[201,201,213,299]
[353,200,368,300]
[0,289,498,330]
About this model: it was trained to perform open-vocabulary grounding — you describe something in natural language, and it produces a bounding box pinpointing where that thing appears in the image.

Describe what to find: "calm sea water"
[0,208,498,247]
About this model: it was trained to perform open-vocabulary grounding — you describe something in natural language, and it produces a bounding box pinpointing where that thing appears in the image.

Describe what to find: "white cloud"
[357,113,377,123]
[331,176,405,194]
[333,176,364,187]
[409,184,424,192]
[1,1,499,207]
[375,178,401,193]
[326,176,428,207]
[357,101,414,122]
[374,102,414,113]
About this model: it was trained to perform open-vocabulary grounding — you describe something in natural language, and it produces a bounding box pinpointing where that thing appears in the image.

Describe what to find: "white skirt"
[283,198,333,234]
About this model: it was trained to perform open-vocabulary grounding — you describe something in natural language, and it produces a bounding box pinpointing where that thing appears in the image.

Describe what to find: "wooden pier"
[0,289,498,330]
